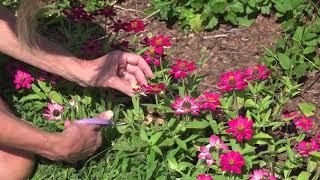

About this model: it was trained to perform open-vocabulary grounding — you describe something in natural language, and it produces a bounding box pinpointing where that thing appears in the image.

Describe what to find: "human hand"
[44,111,112,163]
[78,50,154,96]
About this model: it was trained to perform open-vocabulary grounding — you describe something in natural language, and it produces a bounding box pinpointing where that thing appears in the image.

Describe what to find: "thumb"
[96,110,114,120]
[64,120,72,129]
[109,78,134,96]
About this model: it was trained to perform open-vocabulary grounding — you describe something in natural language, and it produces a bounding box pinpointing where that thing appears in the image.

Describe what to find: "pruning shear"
[73,118,127,127]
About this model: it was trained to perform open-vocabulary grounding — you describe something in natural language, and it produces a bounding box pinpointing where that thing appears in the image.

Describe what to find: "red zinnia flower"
[295,139,319,156]
[171,96,200,115]
[226,115,254,142]
[220,151,245,174]
[294,115,314,131]
[149,34,172,48]
[142,83,166,94]
[245,64,271,81]
[197,92,221,111]
[197,174,213,180]
[169,59,197,79]
[217,70,248,92]
[125,19,145,33]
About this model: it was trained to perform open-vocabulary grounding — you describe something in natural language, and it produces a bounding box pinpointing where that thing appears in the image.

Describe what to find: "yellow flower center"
[229,159,235,165]
[237,125,244,132]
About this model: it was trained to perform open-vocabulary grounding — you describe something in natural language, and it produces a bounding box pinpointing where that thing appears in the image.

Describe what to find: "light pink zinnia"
[197,92,221,111]
[226,115,254,142]
[169,59,197,79]
[198,145,215,166]
[13,69,35,90]
[197,174,213,180]
[43,101,64,120]
[294,115,314,131]
[245,64,271,81]
[217,70,248,92]
[209,135,228,151]
[295,139,319,156]
[249,169,277,180]
[220,151,245,174]
[171,96,200,115]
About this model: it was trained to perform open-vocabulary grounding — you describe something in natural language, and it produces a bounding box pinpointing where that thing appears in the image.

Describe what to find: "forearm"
[0,109,57,157]
[0,6,86,85]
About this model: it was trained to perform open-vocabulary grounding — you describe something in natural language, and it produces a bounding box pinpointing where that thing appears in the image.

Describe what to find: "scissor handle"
[73,118,115,126]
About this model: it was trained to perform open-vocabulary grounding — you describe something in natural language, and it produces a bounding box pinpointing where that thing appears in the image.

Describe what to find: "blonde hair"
[17,0,43,48]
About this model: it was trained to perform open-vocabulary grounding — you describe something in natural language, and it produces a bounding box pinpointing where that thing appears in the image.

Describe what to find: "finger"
[96,110,114,120]
[64,120,72,129]
[122,72,138,85]
[125,53,154,78]
[96,131,103,147]
[126,64,148,85]
[108,77,134,96]
[76,123,102,131]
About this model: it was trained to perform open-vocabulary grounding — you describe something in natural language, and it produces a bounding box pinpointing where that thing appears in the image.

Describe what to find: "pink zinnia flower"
[226,115,254,142]
[169,59,197,79]
[125,19,145,33]
[217,70,248,92]
[142,47,163,66]
[43,101,64,120]
[294,115,314,131]
[171,96,200,115]
[142,83,166,94]
[198,145,215,166]
[245,64,271,81]
[197,92,220,111]
[209,135,228,151]
[149,34,172,48]
[295,139,319,156]
[197,174,213,180]
[13,69,35,90]
[220,151,245,174]
[249,169,277,180]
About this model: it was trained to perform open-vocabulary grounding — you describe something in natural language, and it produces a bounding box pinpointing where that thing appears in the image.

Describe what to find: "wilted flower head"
[62,4,94,21]
[220,151,245,175]
[125,19,145,33]
[171,96,200,115]
[249,169,277,180]
[294,115,314,131]
[245,64,271,81]
[209,135,228,151]
[43,101,64,120]
[198,145,215,166]
[226,115,254,142]
[217,70,247,92]
[197,174,213,180]
[169,59,197,79]
[295,139,319,156]
[197,92,220,111]
[13,69,35,90]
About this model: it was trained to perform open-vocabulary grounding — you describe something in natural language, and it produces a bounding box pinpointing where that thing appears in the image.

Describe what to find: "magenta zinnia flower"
[294,115,314,131]
[249,169,277,180]
[217,70,248,92]
[171,96,200,115]
[197,174,213,180]
[295,139,319,156]
[13,69,35,90]
[226,115,254,142]
[209,135,228,151]
[149,34,172,48]
[142,46,164,66]
[198,145,215,166]
[125,19,145,33]
[220,151,245,174]
[197,92,220,111]
[169,59,197,79]
[245,64,271,81]
[43,101,64,120]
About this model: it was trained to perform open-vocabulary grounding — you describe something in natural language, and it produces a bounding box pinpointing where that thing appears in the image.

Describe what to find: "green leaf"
[245,99,257,108]
[37,80,51,93]
[48,91,63,104]
[175,138,188,151]
[303,46,315,54]
[307,160,317,173]
[159,138,174,147]
[209,1,227,14]
[189,14,202,32]
[252,132,273,139]
[278,53,291,70]
[237,17,254,27]
[297,171,311,180]
[298,103,316,116]
[205,16,218,30]
[150,132,163,146]
[228,2,244,13]
[151,146,162,156]
[31,84,41,94]
[167,157,180,172]
[140,127,149,142]
[185,120,209,129]
[261,6,270,14]
[294,64,307,78]
[293,27,304,45]
[19,94,42,103]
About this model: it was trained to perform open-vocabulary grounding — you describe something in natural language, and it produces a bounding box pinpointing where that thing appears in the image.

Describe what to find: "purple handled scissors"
[73,118,127,127]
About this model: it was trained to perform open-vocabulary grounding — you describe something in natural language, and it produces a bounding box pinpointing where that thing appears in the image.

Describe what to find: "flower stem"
[233,90,238,112]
